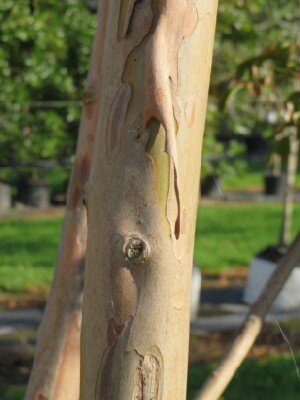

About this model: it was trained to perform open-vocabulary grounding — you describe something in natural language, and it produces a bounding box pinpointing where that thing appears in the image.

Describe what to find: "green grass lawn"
[222,161,266,190]
[0,202,300,291]
[0,217,62,292]
[195,202,300,270]
[222,161,300,191]
[2,353,300,400]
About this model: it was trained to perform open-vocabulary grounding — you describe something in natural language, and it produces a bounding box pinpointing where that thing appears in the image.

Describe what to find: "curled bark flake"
[107,318,125,347]
[118,0,150,41]
[142,0,198,241]
[145,118,171,236]
[106,84,131,161]
[173,167,180,240]
[118,0,136,40]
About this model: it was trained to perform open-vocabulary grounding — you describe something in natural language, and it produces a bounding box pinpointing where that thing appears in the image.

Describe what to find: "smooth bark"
[80,1,218,399]
[25,2,107,398]
[279,127,299,247]
[195,233,300,400]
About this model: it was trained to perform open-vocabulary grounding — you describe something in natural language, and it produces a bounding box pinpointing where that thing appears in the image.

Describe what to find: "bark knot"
[124,236,149,262]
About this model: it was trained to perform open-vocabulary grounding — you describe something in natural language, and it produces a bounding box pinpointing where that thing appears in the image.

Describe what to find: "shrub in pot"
[0,179,12,211]
[16,167,51,209]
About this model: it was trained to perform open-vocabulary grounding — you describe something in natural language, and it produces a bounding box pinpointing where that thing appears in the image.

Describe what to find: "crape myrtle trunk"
[25,2,108,398]
[81,1,218,399]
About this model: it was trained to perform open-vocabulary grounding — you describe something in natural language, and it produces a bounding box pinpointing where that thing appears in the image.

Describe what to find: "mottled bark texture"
[25,2,109,398]
[81,1,218,399]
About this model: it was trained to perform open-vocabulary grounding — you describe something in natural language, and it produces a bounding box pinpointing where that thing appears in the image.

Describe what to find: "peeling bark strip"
[81,1,218,399]
[106,84,131,160]
[133,354,160,400]
[26,1,110,398]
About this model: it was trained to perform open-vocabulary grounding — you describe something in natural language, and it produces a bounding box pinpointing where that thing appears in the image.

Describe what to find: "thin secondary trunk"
[195,233,300,400]
[26,3,108,398]
[279,127,299,247]
[81,1,218,399]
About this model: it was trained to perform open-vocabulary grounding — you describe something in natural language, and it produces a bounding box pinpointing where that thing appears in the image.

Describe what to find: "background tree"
[0,0,96,183]
[202,0,299,181]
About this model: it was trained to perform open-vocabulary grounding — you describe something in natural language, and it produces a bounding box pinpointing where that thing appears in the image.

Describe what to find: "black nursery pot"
[18,181,50,209]
[0,181,12,211]
[264,174,285,196]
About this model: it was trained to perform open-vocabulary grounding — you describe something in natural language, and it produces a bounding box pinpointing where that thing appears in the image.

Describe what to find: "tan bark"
[80,1,218,399]
[279,127,299,247]
[195,233,300,400]
[25,2,109,398]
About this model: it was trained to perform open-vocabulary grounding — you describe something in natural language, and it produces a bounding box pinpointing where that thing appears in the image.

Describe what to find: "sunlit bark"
[80,1,218,398]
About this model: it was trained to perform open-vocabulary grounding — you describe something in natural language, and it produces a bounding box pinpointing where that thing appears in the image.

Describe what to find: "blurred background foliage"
[0,0,299,183]
[0,0,96,172]
[204,0,299,177]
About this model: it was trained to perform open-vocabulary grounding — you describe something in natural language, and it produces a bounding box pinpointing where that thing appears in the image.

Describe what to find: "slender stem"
[279,128,299,247]
[26,2,107,398]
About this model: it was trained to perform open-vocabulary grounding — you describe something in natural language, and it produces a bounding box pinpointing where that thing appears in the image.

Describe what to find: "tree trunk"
[279,127,299,247]
[81,1,218,399]
[26,2,108,398]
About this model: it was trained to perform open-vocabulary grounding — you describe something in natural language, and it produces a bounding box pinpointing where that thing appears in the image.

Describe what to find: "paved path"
[0,309,42,329]
[203,189,300,202]
[1,303,300,338]
[191,306,300,333]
